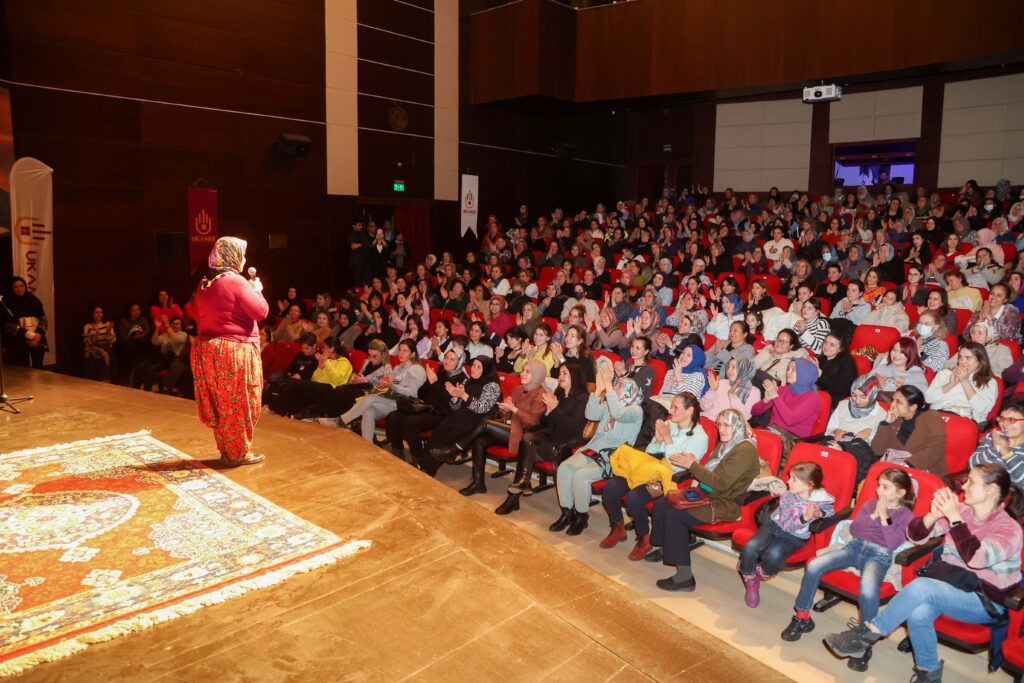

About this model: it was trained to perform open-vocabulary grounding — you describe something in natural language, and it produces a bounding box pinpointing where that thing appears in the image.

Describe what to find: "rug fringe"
[0,430,153,460]
[0,540,371,678]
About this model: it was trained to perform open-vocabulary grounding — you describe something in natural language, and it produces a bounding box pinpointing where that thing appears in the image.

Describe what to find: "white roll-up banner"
[460,173,478,238]
[10,157,56,365]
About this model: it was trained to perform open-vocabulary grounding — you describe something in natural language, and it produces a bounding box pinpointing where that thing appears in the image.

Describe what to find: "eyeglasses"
[997,416,1024,425]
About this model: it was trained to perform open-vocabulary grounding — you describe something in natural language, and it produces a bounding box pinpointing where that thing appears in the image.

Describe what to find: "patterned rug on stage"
[0,431,370,676]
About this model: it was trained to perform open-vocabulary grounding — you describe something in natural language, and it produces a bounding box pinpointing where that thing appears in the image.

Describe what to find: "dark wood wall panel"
[1,0,340,372]
[358,129,434,199]
[358,96,434,138]
[358,0,433,42]
[357,25,434,72]
[472,0,1024,104]
[358,60,434,107]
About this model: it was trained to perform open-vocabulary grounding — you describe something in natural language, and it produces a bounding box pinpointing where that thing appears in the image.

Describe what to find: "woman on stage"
[192,237,269,466]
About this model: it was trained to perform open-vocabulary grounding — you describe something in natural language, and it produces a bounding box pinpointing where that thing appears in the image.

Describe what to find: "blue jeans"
[738,521,806,577]
[795,538,893,622]
[871,577,1002,671]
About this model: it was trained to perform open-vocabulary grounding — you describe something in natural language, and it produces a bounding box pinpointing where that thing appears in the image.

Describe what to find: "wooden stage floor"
[0,368,788,682]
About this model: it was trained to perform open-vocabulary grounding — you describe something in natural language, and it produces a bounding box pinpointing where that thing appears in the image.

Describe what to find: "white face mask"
[916,323,934,337]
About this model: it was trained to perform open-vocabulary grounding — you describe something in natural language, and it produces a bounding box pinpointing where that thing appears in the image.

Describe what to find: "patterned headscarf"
[848,374,881,419]
[704,408,755,471]
[606,376,642,432]
[730,357,756,404]
[201,237,247,290]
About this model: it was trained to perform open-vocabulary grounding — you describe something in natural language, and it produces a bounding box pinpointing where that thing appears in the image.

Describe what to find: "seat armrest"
[895,536,944,567]
[1004,586,1024,611]
[809,506,851,534]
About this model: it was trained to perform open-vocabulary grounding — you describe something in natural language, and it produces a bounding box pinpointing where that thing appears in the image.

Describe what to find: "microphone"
[247,267,257,279]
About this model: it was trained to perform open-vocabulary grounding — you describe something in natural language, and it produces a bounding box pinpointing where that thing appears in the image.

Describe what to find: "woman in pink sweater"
[192,237,270,466]
[751,359,821,463]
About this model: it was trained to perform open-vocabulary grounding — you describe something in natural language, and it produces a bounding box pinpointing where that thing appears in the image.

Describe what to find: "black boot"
[909,661,943,683]
[847,644,872,672]
[458,448,487,496]
[494,493,521,515]
[428,445,459,463]
[567,512,589,536]
[549,507,574,532]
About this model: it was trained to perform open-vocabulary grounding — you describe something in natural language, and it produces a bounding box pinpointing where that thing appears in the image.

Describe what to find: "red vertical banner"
[187,187,218,272]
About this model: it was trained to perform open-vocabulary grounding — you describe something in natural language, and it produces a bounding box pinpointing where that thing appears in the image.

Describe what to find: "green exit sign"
[393,180,405,192]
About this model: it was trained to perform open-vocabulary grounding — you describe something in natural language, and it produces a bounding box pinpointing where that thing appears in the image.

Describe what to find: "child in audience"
[781,467,914,672]
[738,462,835,608]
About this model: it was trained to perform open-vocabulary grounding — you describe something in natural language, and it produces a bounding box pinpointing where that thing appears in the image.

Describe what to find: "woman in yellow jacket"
[268,337,353,416]
[599,392,709,560]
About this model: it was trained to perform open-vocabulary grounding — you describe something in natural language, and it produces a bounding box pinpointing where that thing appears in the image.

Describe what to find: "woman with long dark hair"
[421,356,501,474]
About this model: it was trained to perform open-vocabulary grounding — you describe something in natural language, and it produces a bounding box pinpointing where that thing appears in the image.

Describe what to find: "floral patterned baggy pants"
[192,336,262,462]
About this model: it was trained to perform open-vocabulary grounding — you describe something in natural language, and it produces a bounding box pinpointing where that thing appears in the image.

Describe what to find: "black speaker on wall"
[275,134,312,158]
[155,233,187,268]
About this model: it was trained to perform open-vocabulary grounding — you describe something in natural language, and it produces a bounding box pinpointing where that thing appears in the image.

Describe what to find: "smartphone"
[684,490,702,502]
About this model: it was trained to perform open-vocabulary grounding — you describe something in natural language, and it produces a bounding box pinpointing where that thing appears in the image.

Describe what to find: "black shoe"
[566,512,589,536]
[780,616,815,642]
[847,644,872,672]
[824,623,883,659]
[644,548,664,562]
[373,436,390,447]
[428,446,459,463]
[494,493,521,515]
[655,576,696,592]
[458,478,487,496]
[909,662,943,683]
[549,508,574,532]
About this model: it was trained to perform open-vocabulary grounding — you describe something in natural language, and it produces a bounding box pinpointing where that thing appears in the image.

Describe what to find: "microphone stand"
[0,294,34,414]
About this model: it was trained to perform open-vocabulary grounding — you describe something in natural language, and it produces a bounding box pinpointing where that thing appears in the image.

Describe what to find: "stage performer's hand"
[250,277,264,293]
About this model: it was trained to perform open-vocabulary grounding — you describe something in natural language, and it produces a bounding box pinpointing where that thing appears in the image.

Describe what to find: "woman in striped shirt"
[795,299,830,353]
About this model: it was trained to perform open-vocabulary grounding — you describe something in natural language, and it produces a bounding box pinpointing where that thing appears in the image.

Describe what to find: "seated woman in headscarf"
[422,356,502,473]
[700,357,760,420]
[824,374,887,450]
[494,364,590,515]
[706,294,744,342]
[868,336,930,401]
[869,385,947,476]
[956,320,1013,377]
[549,358,643,537]
[655,344,708,407]
[599,392,709,561]
[652,314,704,363]
[751,359,822,457]
[862,289,910,334]
[647,409,760,592]
[814,332,858,410]
[926,341,998,424]
[385,348,465,465]
[841,244,869,282]
[705,320,756,377]
[458,359,549,497]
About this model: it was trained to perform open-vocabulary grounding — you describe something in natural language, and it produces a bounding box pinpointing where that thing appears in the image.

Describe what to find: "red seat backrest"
[699,416,718,461]
[952,308,973,336]
[851,325,901,353]
[347,349,367,371]
[853,461,944,522]
[989,378,1004,422]
[649,358,667,395]
[811,390,832,435]
[784,443,857,513]
[1002,339,1022,362]
[268,342,301,374]
[771,294,790,310]
[421,358,439,375]
[851,354,873,376]
[749,274,781,295]
[497,371,522,399]
[538,317,560,335]
[593,349,620,365]
[939,413,979,473]
[753,428,783,475]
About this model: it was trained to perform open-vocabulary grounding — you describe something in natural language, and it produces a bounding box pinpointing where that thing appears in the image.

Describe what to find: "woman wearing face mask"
[870,385,947,475]
[917,288,958,337]
[926,342,998,424]
[549,358,643,536]
[910,310,951,374]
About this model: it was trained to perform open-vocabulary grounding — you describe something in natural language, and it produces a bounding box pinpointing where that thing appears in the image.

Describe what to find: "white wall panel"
[714,99,811,191]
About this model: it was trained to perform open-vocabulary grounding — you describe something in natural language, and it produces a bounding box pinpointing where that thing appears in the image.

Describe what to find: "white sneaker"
[315,417,341,428]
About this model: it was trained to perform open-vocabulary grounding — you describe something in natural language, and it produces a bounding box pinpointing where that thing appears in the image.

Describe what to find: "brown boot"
[599,522,628,548]
[628,534,652,561]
